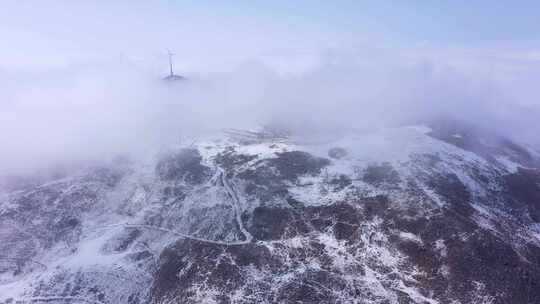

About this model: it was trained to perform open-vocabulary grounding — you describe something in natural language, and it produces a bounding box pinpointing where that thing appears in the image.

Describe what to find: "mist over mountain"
[1,51,539,176]
[2,2,540,304]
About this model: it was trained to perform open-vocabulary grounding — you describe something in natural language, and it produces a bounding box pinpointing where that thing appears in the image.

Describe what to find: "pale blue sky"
[2,1,540,72]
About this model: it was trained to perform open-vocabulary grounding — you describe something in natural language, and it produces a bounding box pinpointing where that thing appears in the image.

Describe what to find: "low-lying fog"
[2,53,539,176]
[1,2,540,176]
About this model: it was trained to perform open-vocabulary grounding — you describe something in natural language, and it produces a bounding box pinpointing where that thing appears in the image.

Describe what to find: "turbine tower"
[163,49,185,82]
[168,50,175,77]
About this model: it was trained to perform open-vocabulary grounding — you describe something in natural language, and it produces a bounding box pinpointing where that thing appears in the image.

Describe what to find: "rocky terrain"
[1,122,540,304]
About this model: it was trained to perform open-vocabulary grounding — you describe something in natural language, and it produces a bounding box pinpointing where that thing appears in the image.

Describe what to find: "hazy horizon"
[2,1,540,174]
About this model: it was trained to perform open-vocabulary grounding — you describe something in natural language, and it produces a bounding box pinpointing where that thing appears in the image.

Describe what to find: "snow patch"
[398,232,423,245]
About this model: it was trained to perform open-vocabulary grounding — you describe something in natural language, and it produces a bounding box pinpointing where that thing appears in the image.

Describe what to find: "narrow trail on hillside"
[93,167,255,246]
[17,296,106,304]
[121,224,249,246]
[119,168,254,246]
[218,168,253,243]
[0,257,47,270]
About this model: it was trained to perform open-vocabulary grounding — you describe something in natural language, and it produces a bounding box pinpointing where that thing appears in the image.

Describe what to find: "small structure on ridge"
[163,50,186,82]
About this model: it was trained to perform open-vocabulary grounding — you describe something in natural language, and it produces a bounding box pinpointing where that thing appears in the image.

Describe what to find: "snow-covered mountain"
[1,122,540,304]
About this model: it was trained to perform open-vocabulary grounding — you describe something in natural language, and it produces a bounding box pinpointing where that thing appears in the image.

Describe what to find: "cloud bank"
[1,47,540,175]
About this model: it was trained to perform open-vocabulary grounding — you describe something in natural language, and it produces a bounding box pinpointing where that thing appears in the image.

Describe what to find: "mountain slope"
[1,124,540,304]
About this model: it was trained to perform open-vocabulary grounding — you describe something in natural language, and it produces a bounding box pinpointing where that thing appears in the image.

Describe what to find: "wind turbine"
[163,49,185,81]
